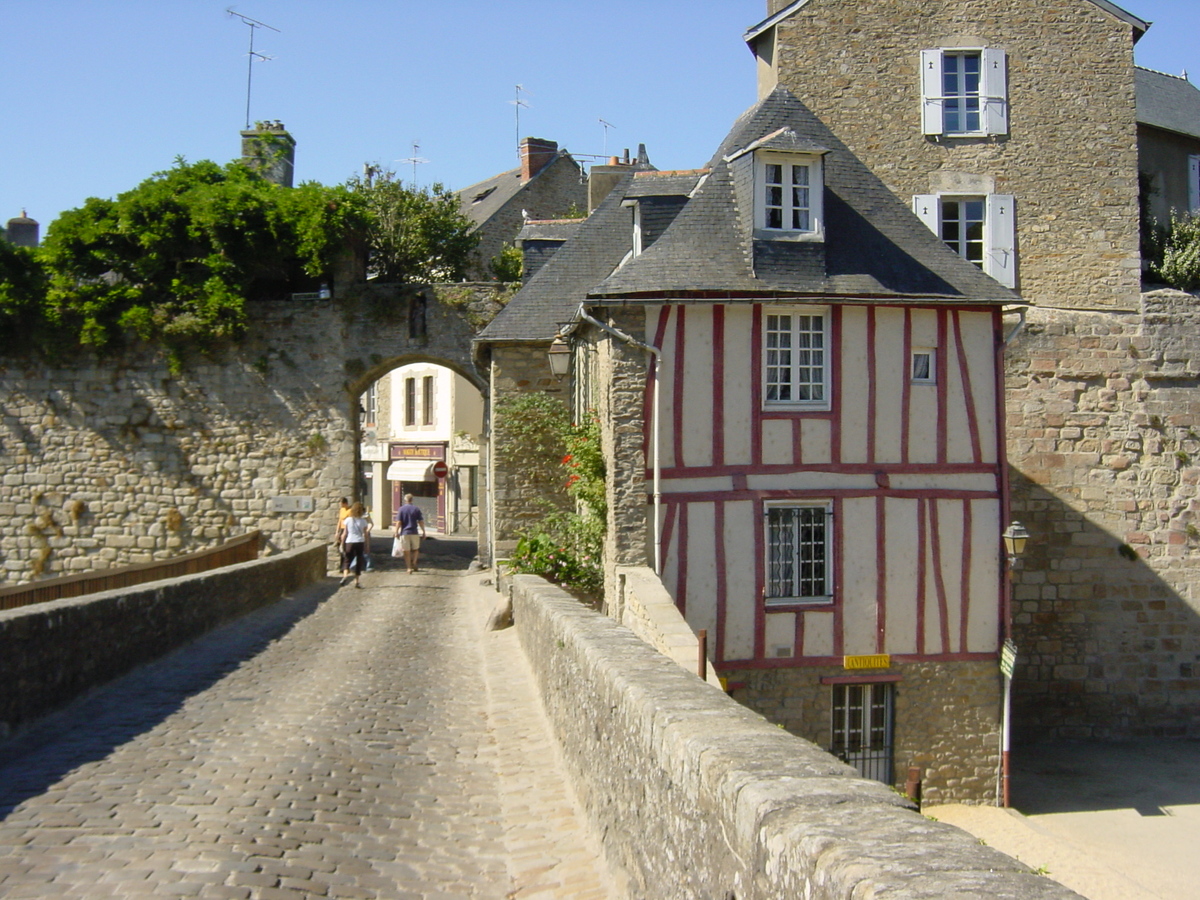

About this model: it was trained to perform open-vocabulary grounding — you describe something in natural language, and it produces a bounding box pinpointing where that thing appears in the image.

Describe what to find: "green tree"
[348,169,478,283]
[488,242,523,283]
[36,158,365,358]
[0,241,50,354]
[1150,213,1200,292]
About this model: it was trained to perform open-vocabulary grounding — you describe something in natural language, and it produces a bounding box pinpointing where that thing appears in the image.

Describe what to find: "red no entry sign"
[432,460,448,479]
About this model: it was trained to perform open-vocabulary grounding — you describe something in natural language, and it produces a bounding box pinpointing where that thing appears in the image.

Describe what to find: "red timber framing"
[644,301,1006,670]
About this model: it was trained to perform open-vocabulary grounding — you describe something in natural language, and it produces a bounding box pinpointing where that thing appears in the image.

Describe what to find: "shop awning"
[385,459,437,482]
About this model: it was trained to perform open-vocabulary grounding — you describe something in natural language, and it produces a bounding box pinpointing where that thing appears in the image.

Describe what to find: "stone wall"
[0,285,496,586]
[616,564,722,688]
[510,573,1082,899]
[484,343,570,562]
[0,542,325,737]
[1006,292,1200,738]
[768,0,1142,310]
[724,661,1002,805]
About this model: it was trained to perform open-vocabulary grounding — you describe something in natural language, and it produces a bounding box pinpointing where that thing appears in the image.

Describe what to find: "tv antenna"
[397,141,429,186]
[599,118,617,158]
[227,9,280,129]
[510,85,531,162]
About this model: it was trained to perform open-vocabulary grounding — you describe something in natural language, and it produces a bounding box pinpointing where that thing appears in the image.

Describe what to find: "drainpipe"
[574,304,663,575]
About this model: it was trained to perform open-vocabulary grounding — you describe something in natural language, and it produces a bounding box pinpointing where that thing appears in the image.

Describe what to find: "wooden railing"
[0,531,262,612]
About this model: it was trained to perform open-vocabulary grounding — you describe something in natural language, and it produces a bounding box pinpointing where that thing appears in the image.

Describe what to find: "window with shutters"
[763,308,830,410]
[921,48,1008,137]
[765,502,833,607]
[912,193,1017,289]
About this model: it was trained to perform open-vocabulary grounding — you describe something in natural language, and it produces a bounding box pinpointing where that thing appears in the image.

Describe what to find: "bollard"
[905,766,922,809]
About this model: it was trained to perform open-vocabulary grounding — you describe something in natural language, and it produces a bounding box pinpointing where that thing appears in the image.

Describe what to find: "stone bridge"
[0,283,506,586]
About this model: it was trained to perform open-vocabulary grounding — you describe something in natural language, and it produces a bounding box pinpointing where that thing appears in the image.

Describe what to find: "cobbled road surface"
[0,539,617,900]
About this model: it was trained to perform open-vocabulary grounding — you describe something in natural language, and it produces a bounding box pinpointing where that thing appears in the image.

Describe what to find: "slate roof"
[516,218,586,243]
[458,168,524,230]
[476,172,638,342]
[594,87,1018,302]
[1137,67,1200,140]
[477,87,1018,346]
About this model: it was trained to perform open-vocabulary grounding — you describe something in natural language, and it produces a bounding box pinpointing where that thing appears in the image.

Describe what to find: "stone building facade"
[0,284,500,586]
[751,0,1145,311]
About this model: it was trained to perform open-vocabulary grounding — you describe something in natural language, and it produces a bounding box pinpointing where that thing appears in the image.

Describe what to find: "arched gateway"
[0,283,505,585]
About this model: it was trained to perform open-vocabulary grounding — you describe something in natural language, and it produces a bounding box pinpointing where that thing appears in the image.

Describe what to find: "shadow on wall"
[1009,471,1200,741]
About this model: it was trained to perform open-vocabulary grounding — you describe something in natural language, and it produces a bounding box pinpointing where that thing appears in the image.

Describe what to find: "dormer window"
[756,152,824,239]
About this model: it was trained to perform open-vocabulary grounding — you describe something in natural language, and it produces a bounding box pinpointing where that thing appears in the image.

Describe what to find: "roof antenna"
[599,119,616,159]
[510,85,531,162]
[397,141,429,186]
[227,9,280,129]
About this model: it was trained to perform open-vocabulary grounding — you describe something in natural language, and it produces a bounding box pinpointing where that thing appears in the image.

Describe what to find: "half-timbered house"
[478,87,1021,802]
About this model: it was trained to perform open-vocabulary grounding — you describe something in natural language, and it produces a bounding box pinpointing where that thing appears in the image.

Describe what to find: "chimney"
[520,137,558,182]
[5,210,39,247]
[241,120,296,187]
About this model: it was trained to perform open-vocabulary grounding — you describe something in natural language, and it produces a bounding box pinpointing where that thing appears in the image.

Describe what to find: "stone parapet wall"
[724,660,1001,804]
[1006,293,1200,738]
[615,565,722,688]
[0,542,326,737]
[510,573,1081,899]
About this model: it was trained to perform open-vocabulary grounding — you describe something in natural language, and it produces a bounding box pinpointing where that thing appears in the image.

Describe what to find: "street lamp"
[547,335,571,380]
[999,520,1029,808]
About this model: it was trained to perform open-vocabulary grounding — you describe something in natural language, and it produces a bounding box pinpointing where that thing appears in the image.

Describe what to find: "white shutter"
[981,48,1009,135]
[920,49,944,135]
[1189,155,1200,214]
[913,195,939,235]
[985,194,1017,289]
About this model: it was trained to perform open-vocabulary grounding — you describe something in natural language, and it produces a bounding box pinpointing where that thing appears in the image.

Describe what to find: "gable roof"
[744,0,1149,45]
[1136,67,1200,140]
[593,87,1017,303]
[478,87,1017,346]
[456,151,578,231]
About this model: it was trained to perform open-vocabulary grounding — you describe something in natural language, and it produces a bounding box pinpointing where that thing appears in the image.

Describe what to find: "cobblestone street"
[0,540,617,899]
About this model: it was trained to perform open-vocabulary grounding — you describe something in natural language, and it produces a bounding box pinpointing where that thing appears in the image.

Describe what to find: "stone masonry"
[725,661,1002,805]
[766,0,1142,310]
[0,284,501,586]
[1006,291,1200,738]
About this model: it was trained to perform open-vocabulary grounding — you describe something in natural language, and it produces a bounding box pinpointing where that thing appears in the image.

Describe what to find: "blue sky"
[2,0,1197,231]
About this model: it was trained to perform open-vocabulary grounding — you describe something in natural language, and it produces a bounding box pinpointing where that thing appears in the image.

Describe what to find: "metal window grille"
[767,505,828,600]
[942,52,982,133]
[831,682,895,784]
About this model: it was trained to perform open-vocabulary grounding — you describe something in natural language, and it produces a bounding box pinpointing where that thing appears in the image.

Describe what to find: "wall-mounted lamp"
[1002,521,1029,561]
[547,335,571,380]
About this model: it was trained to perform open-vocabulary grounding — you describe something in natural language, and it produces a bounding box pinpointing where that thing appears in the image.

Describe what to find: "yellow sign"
[844,654,891,670]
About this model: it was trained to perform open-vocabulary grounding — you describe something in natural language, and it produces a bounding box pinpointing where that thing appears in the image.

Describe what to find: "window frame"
[404,376,416,427]
[921,47,1008,137]
[912,193,1016,289]
[764,500,834,609]
[755,151,825,240]
[422,375,435,426]
[762,306,831,411]
[911,348,936,384]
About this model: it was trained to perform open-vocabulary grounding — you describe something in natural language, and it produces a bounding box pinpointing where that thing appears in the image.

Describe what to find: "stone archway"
[0,283,507,585]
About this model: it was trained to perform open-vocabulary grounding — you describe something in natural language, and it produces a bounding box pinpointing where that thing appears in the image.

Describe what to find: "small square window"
[912,350,936,384]
[756,152,823,239]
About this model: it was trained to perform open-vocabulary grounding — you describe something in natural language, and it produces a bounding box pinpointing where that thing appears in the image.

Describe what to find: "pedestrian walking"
[335,497,352,579]
[338,502,372,588]
[394,493,427,574]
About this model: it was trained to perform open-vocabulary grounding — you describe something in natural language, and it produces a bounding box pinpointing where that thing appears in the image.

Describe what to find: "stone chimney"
[5,210,39,247]
[520,137,558,183]
[241,120,296,187]
[587,146,654,213]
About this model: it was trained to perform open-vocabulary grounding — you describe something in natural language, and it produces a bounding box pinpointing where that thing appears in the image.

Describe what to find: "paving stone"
[0,556,617,898]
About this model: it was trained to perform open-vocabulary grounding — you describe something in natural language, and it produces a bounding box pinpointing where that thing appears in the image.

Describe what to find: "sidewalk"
[927,739,1200,900]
